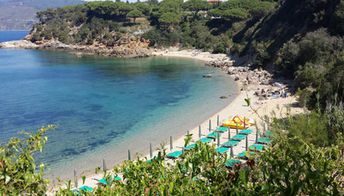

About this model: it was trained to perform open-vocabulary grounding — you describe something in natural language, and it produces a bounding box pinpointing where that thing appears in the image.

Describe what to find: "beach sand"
[48,49,304,193]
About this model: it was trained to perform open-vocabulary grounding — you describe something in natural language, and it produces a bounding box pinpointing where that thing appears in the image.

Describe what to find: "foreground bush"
[58,133,344,195]
[0,125,55,195]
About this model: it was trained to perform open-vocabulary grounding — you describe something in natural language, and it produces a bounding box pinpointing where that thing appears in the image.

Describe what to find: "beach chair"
[237,151,255,159]
[231,134,246,141]
[167,150,183,159]
[215,126,229,133]
[225,159,241,168]
[184,143,196,151]
[239,129,253,135]
[222,140,239,148]
[249,144,265,152]
[257,137,271,145]
[200,137,213,143]
[216,146,229,154]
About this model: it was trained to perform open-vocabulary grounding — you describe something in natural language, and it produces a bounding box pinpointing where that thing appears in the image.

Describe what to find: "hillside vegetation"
[1,109,344,195]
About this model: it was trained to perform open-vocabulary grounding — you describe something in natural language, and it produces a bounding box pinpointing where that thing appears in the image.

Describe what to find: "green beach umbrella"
[225,159,241,168]
[237,151,255,159]
[207,131,221,139]
[231,134,246,141]
[184,143,196,151]
[257,137,271,144]
[167,150,183,159]
[249,143,265,152]
[97,178,108,186]
[216,146,229,154]
[239,129,253,135]
[200,137,213,143]
[216,126,229,133]
[222,140,239,147]
[79,185,93,192]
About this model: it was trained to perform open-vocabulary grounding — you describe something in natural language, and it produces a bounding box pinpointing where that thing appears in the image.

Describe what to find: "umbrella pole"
[74,169,78,188]
[199,125,201,138]
[209,119,211,131]
[170,136,173,150]
[150,143,153,159]
[102,159,106,172]
[217,115,219,126]
[228,128,231,141]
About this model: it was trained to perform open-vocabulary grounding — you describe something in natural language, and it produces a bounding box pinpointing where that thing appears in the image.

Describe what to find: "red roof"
[208,0,221,3]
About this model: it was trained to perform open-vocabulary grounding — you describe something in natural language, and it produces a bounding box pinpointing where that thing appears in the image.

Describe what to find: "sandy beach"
[48,49,304,193]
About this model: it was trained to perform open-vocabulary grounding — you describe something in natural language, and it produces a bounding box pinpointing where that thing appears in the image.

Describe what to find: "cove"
[0,48,237,179]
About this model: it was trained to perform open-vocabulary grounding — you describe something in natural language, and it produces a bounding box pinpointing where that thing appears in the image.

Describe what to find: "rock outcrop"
[205,57,234,68]
[0,34,152,58]
[204,56,272,89]
[0,40,39,49]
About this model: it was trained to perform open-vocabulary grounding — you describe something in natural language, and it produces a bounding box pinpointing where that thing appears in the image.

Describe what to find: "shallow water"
[0,33,237,179]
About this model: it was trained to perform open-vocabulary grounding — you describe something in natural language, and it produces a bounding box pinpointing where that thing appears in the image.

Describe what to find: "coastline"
[0,40,304,191]
[48,48,304,193]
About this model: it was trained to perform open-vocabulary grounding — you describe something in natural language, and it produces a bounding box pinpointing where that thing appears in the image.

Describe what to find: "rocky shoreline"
[205,58,290,101]
[0,37,153,58]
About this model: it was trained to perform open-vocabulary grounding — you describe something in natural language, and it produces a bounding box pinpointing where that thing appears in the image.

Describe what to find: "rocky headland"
[0,35,152,58]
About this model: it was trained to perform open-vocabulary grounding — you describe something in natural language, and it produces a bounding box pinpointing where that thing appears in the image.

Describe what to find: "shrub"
[0,125,55,195]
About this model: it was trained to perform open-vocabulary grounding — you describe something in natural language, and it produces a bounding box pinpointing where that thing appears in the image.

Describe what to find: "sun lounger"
[167,150,183,159]
[184,143,196,150]
[257,137,271,144]
[225,159,241,168]
[231,134,246,141]
[222,140,239,147]
[79,185,93,192]
[215,126,229,133]
[239,129,253,135]
[237,151,255,159]
[216,146,229,154]
[249,144,265,152]
[200,137,213,143]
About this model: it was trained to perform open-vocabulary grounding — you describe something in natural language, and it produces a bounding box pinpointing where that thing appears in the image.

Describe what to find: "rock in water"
[203,74,212,78]
[0,40,38,49]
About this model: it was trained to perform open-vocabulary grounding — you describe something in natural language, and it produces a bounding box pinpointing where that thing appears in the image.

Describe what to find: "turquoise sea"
[0,31,237,178]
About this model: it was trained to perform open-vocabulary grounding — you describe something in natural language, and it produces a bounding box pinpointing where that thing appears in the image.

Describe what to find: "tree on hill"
[127,9,143,23]
[159,12,181,31]
[183,0,211,16]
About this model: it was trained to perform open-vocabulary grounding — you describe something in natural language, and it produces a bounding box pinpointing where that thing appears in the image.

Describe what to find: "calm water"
[0,32,237,178]
[0,31,28,42]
